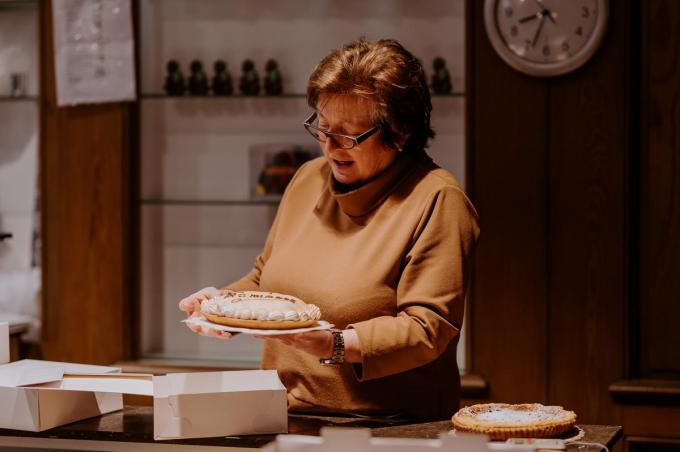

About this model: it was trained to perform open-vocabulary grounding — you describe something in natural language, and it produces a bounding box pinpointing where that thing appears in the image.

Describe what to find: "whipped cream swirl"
[200,291,321,322]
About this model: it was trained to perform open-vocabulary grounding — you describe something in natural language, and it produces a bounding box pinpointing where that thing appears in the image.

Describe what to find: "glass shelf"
[434,92,466,97]
[140,91,465,100]
[141,198,280,206]
[0,0,37,10]
[0,95,38,102]
[141,92,306,99]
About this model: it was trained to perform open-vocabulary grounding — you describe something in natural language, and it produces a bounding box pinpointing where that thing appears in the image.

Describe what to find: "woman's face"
[316,94,398,187]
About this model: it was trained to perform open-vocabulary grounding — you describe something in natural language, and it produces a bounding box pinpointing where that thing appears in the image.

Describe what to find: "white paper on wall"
[52,0,136,106]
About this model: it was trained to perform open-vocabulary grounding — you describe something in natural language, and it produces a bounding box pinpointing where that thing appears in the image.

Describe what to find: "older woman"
[180,38,479,420]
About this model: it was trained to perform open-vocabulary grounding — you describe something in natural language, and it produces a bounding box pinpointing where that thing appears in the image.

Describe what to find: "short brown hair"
[307,38,435,153]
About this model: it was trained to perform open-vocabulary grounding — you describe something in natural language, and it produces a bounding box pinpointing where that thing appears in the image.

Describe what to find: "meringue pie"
[200,290,322,330]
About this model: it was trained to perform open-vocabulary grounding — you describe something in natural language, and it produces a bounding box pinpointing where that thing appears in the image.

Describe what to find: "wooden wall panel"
[621,405,680,439]
[467,0,680,446]
[626,439,680,452]
[547,1,628,425]
[467,1,548,404]
[466,0,632,427]
[639,0,680,379]
[39,0,133,365]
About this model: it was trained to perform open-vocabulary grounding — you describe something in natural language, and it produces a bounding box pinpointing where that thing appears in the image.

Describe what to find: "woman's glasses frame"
[303,112,380,150]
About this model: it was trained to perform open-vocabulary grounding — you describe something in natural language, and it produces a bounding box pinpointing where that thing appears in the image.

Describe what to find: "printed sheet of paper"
[52,0,136,106]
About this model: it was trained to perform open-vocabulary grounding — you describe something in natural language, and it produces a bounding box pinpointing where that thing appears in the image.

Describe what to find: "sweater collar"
[324,150,426,217]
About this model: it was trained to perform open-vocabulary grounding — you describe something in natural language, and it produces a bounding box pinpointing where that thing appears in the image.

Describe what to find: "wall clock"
[484,0,608,77]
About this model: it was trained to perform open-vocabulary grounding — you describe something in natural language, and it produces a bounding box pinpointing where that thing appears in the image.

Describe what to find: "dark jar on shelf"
[239,59,260,96]
[164,59,186,96]
[264,59,283,95]
[212,60,234,95]
[188,60,209,96]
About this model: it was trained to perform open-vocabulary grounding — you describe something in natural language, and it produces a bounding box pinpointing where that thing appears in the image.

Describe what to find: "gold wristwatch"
[319,330,345,365]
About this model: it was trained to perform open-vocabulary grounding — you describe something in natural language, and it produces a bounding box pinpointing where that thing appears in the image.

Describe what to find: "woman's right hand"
[179,286,232,339]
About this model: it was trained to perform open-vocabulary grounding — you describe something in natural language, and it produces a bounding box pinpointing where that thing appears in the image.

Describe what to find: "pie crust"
[200,290,322,330]
[451,403,576,440]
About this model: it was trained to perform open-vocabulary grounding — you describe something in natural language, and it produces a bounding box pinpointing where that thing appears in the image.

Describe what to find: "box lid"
[28,373,155,396]
[154,370,286,397]
[0,359,120,388]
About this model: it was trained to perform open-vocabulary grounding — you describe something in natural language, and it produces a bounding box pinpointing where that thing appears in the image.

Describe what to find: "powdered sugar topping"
[458,404,573,426]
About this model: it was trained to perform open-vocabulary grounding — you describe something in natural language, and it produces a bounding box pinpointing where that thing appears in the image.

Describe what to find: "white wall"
[139,0,467,369]
[0,4,41,336]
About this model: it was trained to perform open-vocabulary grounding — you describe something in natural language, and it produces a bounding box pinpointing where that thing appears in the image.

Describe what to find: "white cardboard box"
[151,370,288,440]
[0,359,124,432]
[0,358,288,440]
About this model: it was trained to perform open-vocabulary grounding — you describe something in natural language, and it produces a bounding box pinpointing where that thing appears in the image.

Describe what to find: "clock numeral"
[525,40,532,52]
[542,45,551,57]
[505,7,513,18]
[576,26,583,36]
[561,41,570,52]
[510,25,518,37]
[582,6,590,18]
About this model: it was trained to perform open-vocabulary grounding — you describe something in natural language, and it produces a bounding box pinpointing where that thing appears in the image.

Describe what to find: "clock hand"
[532,14,546,48]
[519,13,540,23]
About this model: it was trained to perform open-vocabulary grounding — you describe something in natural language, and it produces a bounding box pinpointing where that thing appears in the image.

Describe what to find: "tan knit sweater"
[228,149,480,420]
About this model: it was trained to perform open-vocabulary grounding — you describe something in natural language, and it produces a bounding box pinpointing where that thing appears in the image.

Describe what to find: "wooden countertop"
[0,406,622,450]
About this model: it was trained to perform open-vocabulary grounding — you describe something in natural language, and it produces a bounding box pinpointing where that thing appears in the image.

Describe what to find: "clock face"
[484,0,608,76]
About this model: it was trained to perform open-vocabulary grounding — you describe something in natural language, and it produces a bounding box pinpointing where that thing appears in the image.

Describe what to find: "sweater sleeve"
[348,186,480,381]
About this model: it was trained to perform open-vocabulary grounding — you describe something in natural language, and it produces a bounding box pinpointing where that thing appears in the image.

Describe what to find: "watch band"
[319,330,345,365]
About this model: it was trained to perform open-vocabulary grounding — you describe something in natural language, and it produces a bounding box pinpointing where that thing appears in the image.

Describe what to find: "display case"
[138,0,467,368]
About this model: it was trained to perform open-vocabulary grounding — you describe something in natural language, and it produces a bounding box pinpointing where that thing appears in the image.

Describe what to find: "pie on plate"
[200,290,322,330]
[451,403,577,440]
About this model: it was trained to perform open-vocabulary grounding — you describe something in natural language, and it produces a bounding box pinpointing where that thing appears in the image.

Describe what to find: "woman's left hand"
[259,330,333,358]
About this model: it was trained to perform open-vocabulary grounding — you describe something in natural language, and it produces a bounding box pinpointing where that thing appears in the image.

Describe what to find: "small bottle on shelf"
[239,59,260,96]
[212,60,234,96]
[188,60,209,96]
[430,57,453,94]
[10,73,26,98]
[263,59,283,95]
[164,60,186,96]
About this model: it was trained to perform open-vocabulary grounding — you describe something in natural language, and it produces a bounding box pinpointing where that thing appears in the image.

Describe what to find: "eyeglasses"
[303,112,380,150]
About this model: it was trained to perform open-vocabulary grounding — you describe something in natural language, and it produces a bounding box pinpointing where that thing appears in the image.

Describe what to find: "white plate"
[182,315,334,336]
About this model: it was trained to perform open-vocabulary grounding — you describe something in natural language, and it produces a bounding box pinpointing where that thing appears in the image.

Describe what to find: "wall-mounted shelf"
[140,92,465,100]
[0,95,37,102]
[141,92,306,99]
[141,198,279,206]
[0,0,36,10]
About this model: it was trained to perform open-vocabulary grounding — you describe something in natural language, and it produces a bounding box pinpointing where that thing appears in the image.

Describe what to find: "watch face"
[485,0,608,76]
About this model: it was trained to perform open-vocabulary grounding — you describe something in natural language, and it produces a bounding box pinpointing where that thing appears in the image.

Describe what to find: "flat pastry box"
[0,352,287,440]
[262,427,535,451]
